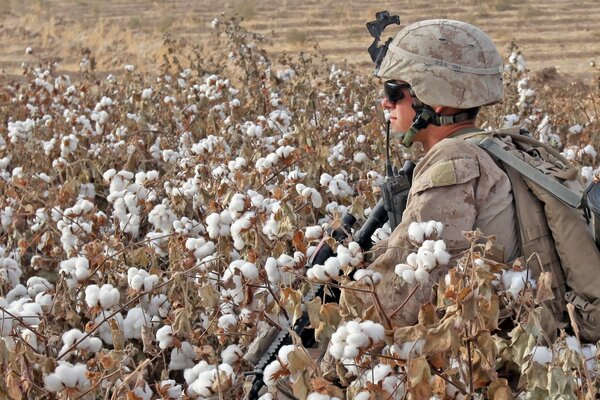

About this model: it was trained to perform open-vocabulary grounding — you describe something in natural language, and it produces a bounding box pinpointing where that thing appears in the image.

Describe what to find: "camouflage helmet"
[376,19,504,109]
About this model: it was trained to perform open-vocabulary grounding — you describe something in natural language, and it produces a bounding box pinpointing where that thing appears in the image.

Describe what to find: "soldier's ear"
[433,105,462,114]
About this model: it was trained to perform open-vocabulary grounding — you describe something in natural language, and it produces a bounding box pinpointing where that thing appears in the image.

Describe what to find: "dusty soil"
[1,0,600,82]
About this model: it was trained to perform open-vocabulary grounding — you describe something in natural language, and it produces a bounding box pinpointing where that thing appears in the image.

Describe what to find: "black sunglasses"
[384,81,412,104]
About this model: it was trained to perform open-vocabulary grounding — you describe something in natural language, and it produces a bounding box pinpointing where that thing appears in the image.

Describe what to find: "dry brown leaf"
[488,378,514,400]
[7,371,22,400]
[408,356,432,400]
[316,303,342,341]
[535,271,555,303]
[418,302,439,326]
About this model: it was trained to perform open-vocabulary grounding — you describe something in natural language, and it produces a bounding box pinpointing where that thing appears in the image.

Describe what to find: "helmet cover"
[376,19,504,109]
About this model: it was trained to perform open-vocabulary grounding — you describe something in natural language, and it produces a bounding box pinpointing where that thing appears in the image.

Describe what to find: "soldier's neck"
[417,120,477,152]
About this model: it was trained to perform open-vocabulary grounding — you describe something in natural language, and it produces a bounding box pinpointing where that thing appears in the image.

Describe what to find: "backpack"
[462,127,600,343]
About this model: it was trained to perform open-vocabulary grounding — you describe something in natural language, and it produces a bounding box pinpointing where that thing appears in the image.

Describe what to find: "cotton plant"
[394,221,451,286]
[44,361,90,394]
[84,283,120,310]
[349,364,405,399]
[58,328,102,358]
[295,183,323,208]
[328,320,385,362]
[59,257,92,288]
[320,172,354,198]
[500,268,537,299]
[184,361,236,399]
[262,345,297,387]
[169,341,196,371]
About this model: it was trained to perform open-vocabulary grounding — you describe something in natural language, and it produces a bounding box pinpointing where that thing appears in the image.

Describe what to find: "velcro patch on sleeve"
[412,158,480,194]
[429,160,457,186]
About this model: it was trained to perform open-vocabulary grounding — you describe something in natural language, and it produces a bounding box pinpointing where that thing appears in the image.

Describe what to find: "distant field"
[1,0,600,81]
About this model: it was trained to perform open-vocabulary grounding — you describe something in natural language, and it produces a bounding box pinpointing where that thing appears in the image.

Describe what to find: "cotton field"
[0,16,599,399]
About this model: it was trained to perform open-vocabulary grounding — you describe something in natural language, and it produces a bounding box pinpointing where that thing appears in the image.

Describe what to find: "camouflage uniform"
[367,137,519,325]
[367,19,514,324]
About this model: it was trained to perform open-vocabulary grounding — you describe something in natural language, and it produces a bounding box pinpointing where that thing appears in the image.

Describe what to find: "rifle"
[246,160,415,399]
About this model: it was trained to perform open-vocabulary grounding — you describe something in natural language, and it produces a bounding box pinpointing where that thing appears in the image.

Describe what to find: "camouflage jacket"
[366,136,519,326]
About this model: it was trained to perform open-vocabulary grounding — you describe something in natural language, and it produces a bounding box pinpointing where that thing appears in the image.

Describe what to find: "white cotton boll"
[565,336,582,353]
[6,285,27,302]
[169,342,196,371]
[361,320,385,342]
[402,269,416,284]
[582,344,597,372]
[83,337,102,353]
[346,321,361,335]
[354,269,381,284]
[407,222,426,243]
[305,225,323,240]
[218,314,237,330]
[582,166,594,184]
[21,329,38,350]
[263,361,284,386]
[98,284,120,309]
[531,346,553,365]
[509,275,526,297]
[395,263,413,277]
[221,344,243,365]
[123,306,150,340]
[129,275,144,291]
[73,257,90,280]
[307,265,328,281]
[324,257,340,277]
[158,380,183,399]
[44,362,88,392]
[228,193,246,218]
[85,284,100,308]
[141,88,153,99]
[569,124,583,135]
[278,345,295,365]
[94,312,124,345]
[405,252,418,269]
[332,325,349,342]
[354,392,370,400]
[584,144,597,158]
[240,262,259,280]
[143,274,159,291]
[346,333,369,348]
[277,254,296,269]
[343,345,359,359]
[329,342,345,360]
[265,257,281,284]
[416,249,437,271]
[421,240,435,252]
[309,189,323,208]
[132,382,153,400]
[425,220,443,238]
[353,152,368,163]
[35,292,53,308]
[156,325,175,349]
[414,267,430,285]
[320,173,333,186]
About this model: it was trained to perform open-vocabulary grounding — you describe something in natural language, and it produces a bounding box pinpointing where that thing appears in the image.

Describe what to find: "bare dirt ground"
[1,0,600,82]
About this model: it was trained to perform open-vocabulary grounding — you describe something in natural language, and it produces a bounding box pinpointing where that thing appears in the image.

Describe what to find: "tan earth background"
[1,0,600,82]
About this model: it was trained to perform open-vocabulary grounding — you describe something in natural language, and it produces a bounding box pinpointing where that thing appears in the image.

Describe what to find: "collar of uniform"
[447,127,484,139]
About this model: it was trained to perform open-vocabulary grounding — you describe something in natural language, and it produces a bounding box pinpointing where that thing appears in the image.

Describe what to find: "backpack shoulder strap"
[476,135,583,208]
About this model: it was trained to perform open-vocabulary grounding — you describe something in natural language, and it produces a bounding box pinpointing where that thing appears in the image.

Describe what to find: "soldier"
[366,19,520,326]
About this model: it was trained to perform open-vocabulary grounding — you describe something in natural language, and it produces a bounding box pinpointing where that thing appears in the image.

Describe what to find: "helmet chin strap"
[400,90,478,147]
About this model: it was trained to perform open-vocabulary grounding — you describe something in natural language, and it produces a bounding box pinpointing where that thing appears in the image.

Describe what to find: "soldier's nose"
[381,97,394,109]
